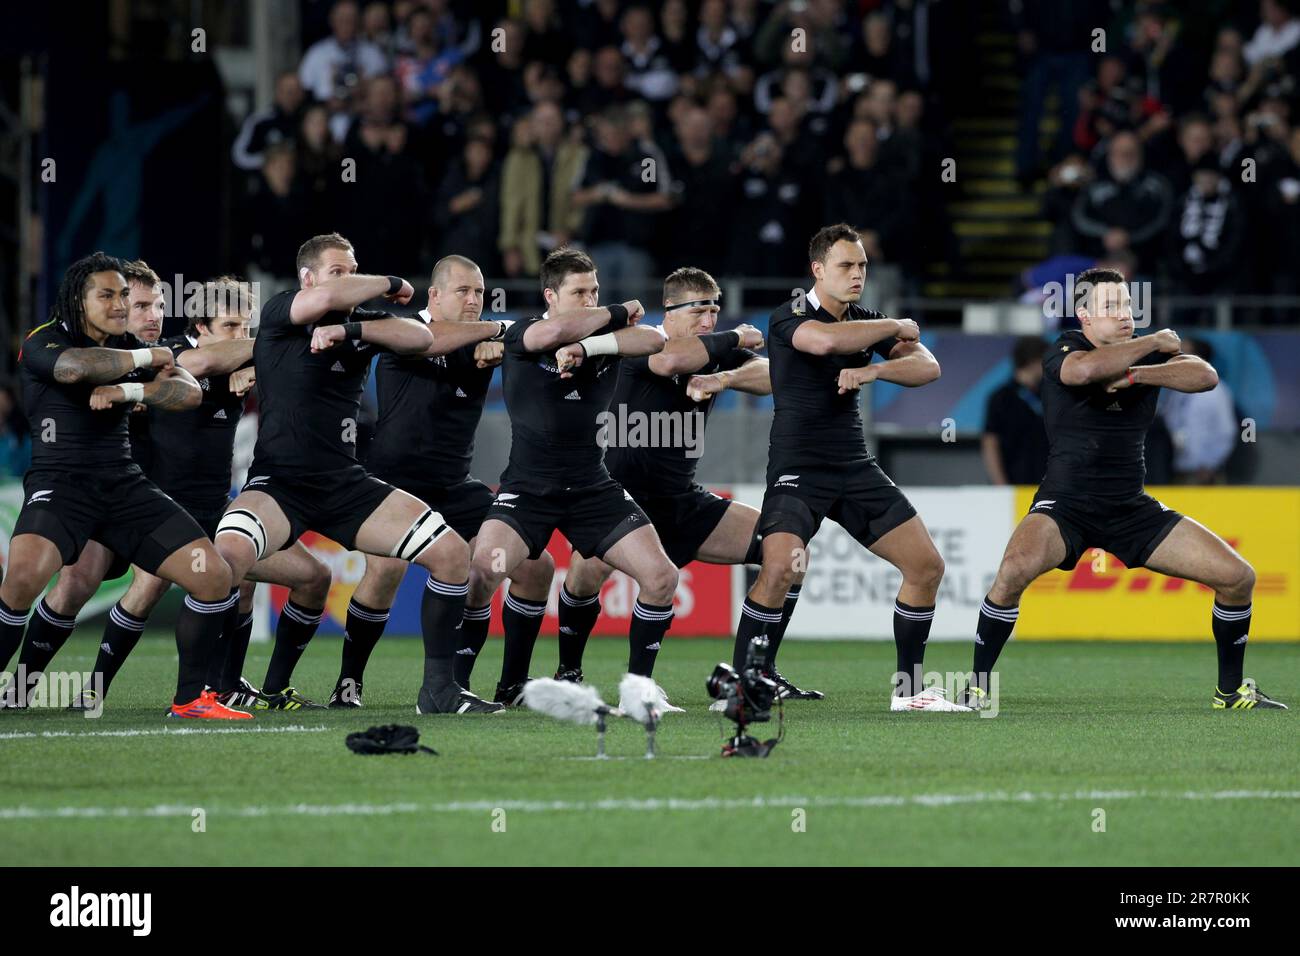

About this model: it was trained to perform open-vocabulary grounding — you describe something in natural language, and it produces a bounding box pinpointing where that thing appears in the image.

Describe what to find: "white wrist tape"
[130,348,154,369]
[119,383,144,402]
[579,332,619,357]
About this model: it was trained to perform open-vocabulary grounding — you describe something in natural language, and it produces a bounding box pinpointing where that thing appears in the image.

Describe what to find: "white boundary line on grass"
[0,724,328,741]
[1,789,1297,820]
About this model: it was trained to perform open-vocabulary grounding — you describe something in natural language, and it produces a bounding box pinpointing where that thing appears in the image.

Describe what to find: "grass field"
[1,634,1296,866]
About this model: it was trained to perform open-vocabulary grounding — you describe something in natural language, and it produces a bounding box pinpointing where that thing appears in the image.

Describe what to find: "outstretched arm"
[1106,354,1218,394]
[289,275,415,325]
[792,316,918,355]
[177,339,254,377]
[311,317,433,356]
[425,319,507,356]
[520,301,644,352]
[89,366,202,412]
[837,340,941,393]
[1059,330,1181,386]
[647,325,765,377]
[53,346,174,385]
[685,357,771,401]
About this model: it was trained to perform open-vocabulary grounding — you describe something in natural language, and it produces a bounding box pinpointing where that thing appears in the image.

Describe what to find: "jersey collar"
[418,308,433,324]
[186,333,199,348]
[806,288,821,313]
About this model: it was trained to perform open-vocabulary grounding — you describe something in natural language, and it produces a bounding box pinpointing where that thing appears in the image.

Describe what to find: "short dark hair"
[540,247,596,295]
[663,266,719,304]
[296,233,354,274]
[1012,335,1048,370]
[188,275,255,336]
[809,223,862,265]
[1074,267,1126,314]
[121,259,161,289]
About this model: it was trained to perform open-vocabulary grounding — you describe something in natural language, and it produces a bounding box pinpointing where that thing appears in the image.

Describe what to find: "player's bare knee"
[513,550,556,594]
[190,557,233,602]
[639,561,679,605]
[1223,560,1255,603]
[300,555,332,605]
[421,533,469,583]
[908,552,945,592]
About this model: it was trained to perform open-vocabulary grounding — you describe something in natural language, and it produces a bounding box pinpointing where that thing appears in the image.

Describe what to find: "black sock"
[454,604,492,690]
[16,599,79,682]
[765,585,802,665]
[972,596,1019,693]
[628,600,674,677]
[557,586,601,671]
[93,602,149,696]
[338,598,390,688]
[498,591,547,688]
[892,600,935,697]
[218,609,256,692]
[0,599,30,701]
[1211,601,1251,693]
[203,597,241,691]
[175,593,237,704]
[733,596,782,669]
[263,600,323,694]
[421,575,468,690]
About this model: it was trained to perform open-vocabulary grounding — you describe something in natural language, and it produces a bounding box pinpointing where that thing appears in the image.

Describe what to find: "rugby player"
[467,248,679,706]
[0,253,246,719]
[330,254,554,707]
[4,259,169,698]
[554,267,820,699]
[210,234,505,715]
[739,224,962,711]
[960,268,1286,711]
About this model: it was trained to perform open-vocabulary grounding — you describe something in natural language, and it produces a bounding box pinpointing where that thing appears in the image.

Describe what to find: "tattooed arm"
[89,367,202,412]
[54,346,174,384]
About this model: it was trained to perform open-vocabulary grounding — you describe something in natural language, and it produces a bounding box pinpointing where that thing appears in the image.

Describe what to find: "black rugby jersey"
[367,313,494,488]
[766,290,897,470]
[1039,329,1172,500]
[499,314,621,491]
[150,334,247,508]
[250,289,387,475]
[18,319,158,473]
[605,332,758,494]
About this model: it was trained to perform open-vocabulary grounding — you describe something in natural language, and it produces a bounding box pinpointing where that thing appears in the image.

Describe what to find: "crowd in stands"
[232,0,965,297]
[1028,0,1300,311]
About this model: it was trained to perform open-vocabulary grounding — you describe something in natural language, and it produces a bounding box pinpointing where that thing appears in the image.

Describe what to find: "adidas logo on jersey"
[455,387,468,398]
[213,409,227,420]
[564,390,581,400]
[1106,401,1122,411]
[331,361,346,372]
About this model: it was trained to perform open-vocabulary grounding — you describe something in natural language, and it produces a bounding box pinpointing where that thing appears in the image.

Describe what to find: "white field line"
[0,724,328,741]
[1,789,1297,821]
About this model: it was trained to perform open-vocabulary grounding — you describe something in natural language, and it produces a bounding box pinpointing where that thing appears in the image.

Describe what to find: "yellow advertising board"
[1014,487,1299,640]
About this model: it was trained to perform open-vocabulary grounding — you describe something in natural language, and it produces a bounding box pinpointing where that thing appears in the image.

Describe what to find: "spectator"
[231,70,304,171]
[433,136,502,274]
[295,103,344,236]
[1243,0,1300,66]
[499,101,588,277]
[695,0,749,83]
[572,105,673,301]
[1161,339,1237,483]
[754,0,850,71]
[824,119,913,280]
[573,45,633,116]
[394,7,464,127]
[521,0,571,69]
[1012,0,1106,185]
[1071,131,1175,273]
[243,142,310,279]
[1168,155,1244,298]
[659,0,696,74]
[361,1,396,62]
[0,382,30,478]
[665,106,734,276]
[298,0,389,105]
[981,336,1050,486]
[575,0,623,51]
[620,5,679,103]
[726,131,808,278]
[1262,125,1300,299]
[478,18,527,118]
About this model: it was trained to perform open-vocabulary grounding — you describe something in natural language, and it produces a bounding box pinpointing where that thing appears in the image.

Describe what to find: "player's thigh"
[47,540,115,612]
[600,524,677,594]
[867,514,945,584]
[218,490,292,565]
[695,501,760,565]
[353,488,444,557]
[154,537,232,600]
[0,534,66,606]
[246,540,331,591]
[993,514,1068,593]
[470,518,532,580]
[565,551,613,595]
[121,567,172,617]
[354,554,409,607]
[1144,516,1253,593]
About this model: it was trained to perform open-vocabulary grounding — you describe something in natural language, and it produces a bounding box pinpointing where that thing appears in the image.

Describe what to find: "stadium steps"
[922,11,1056,299]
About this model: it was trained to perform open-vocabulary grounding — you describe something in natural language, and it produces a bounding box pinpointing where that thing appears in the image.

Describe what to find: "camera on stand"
[705,635,784,758]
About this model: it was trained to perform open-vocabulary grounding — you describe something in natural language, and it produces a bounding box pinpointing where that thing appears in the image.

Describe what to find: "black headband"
[665,297,721,312]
